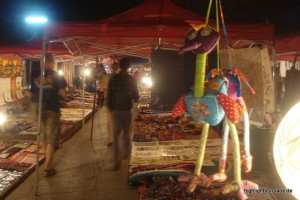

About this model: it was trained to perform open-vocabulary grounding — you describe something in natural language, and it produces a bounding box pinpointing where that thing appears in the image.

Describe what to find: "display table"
[0,140,44,197]
[129,113,276,200]
[0,94,95,198]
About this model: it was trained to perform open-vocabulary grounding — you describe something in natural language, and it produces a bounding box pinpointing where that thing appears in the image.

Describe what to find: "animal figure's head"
[179,25,220,55]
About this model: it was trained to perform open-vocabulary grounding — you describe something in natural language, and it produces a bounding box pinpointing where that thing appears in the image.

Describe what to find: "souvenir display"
[130,1,266,199]
[3,78,13,103]
[0,170,23,194]
[0,140,45,197]
[0,57,96,198]
[0,79,5,105]
[15,76,24,100]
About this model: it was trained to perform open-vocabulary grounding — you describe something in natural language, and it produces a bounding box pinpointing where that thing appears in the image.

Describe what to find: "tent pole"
[271,40,278,112]
[34,35,47,196]
[276,51,300,56]
[90,56,99,141]
[82,56,86,128]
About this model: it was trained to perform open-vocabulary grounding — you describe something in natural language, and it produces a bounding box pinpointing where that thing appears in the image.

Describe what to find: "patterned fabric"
[217,93,243,124]
[171,95,186,117]
[184,77,227,125]
[205,76,228,96]
[185,95,225,126]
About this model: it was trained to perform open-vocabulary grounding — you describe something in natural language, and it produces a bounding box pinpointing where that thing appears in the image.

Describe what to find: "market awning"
[275,32,300,61]
[0,0,275,61]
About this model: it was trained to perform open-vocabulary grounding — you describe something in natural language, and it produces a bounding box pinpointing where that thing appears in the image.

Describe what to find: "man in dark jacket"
[107,58,139,170]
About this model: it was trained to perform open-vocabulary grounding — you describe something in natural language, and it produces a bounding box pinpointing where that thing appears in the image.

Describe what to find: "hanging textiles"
[11,77,17,101]
[260,48,275,113]
[16,76,24,99]
[0,78,5,105]
[0,56,23,77]
[3,78,13,102]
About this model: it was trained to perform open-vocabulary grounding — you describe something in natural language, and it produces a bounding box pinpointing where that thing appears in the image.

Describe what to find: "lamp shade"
[273,102,300,199]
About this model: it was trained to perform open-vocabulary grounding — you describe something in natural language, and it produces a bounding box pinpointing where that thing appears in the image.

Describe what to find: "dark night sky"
[0,0,299,45]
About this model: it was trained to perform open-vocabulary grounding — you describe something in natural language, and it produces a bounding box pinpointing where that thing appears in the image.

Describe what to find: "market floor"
[5,107,138,200]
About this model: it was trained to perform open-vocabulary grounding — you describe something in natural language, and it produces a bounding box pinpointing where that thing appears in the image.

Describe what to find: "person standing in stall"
[99,62,120,147]
[29,53,67,177]
[107,58,139,170]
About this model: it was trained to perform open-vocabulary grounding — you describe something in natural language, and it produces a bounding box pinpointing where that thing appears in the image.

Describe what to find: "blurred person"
[99,62,120,147]
[107,58,139,170]
[29,53,67,177]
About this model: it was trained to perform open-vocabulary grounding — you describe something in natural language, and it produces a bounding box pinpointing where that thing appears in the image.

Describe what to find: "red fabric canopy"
[0,38,69,55]
[275,32,300,61]
[0,0,274,59]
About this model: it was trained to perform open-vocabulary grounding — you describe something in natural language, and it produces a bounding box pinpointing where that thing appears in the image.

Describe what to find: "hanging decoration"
[171,0,258,199]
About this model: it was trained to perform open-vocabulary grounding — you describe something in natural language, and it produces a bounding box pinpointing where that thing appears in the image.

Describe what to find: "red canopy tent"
[0,0,274,61]
[275,32,300,61]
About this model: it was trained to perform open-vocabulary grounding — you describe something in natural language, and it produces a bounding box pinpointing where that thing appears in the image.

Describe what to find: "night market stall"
[1,0,296,199]
[0,53,95,198]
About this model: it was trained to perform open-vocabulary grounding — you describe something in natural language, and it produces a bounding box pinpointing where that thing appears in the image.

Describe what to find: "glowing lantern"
[273,102,300,199]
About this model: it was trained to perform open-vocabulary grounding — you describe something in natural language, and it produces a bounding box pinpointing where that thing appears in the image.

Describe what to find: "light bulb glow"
[141,76,152,87]
[25,17,48,24]
[58,70,64,76]
[274,102,300,199]
[0,113,7,125]
[84,69,91,76]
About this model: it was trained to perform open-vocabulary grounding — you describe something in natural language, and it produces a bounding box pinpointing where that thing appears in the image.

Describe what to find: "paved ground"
[5,107,138,200]
[5,107,297,200]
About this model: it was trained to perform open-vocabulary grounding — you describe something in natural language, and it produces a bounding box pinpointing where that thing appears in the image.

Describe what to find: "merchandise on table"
[130,139,222,168]
[61,108,92,121]
[0,140,45,197]
[133,114,205,142]
[130,113,224,170]
[0,170,23,194]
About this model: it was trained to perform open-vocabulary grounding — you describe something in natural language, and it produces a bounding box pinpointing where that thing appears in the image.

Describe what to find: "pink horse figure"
[209,67,255,183]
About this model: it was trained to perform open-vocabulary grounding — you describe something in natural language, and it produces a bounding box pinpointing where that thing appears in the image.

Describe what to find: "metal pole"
[82,77,85,126]
[271,40,278,112]
[82,56,86,127]
[90,57,99,141]
[35,35,47,196]
[28,60,32,94]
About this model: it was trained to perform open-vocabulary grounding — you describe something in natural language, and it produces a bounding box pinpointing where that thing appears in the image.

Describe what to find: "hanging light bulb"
[0,113,7,125]
[141,76,152,87]
[84,68,91,76]
[58,69,64,76]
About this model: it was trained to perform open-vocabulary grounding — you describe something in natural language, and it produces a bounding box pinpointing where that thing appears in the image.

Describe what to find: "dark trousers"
[111,110,132,165]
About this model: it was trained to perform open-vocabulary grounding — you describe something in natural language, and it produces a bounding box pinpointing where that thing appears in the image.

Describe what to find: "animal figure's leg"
[187,122,210,193]
[237,97,252,173]
[221,120,244,197]
[228,120,241,183]
[210,118,229,182]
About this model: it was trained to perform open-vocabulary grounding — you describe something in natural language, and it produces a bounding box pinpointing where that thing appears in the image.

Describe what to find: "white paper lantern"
[273,102,300,199]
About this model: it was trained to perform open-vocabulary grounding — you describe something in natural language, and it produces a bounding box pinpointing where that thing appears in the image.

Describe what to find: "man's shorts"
[41,110,61,148]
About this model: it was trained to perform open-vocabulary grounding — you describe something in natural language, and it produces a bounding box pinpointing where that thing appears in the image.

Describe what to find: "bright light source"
[273,102,300,199]
[25,17,48,24]
[0,113,7,125]
[58,70,64,76]
[141,76,152,87]
[84,69,91,76]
